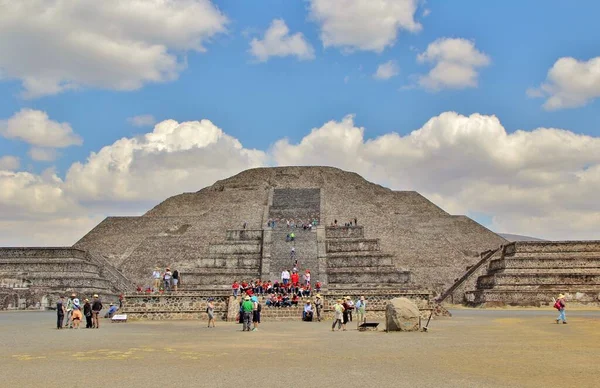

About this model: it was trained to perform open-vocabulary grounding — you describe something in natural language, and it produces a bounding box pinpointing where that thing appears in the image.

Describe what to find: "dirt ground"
[1,309,599,388]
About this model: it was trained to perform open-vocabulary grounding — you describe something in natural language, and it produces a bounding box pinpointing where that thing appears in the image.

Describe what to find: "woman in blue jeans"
[556,294,567,324]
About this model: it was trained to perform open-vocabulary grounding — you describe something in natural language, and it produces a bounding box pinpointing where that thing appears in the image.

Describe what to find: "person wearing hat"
[314,294,323,322]
[207,298,216,328]
[65,293,76,328]
[346,296,354,322]
[241,296,254,332]
[83,298,93,328]
[355,296,366,328]
[152,266,161,292]
[555,294,567,324]
[303,300,313,322]
[332,299,345,331]
[91,294,103,329]
[105,303,118,318]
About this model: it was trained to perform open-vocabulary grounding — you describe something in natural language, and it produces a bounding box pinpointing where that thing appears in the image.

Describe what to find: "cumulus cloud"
[0,0,227,98]
[0,155,19,170]
[1,109,82,148]
[417,38,490,90]
[528,56,600,110]
[249,19,315,62]
[374,60,400,80]
[309,0,421,53]
[128,114,157,127]
[3,112,600,245]
[65,119,267,201]
[272,113,600,240]
[29,147,59,162]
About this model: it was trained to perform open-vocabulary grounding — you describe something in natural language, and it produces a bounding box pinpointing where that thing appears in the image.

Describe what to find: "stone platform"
[466,241,600,306]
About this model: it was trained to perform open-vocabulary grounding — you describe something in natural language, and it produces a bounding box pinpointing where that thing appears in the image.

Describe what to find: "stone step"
[510,252,600,259]
[325,226,364,239]
[0,271,103,279]
[0,262,100,273]
[327,256,393,267]
[225,229,263,241]
[191,257,261,268]
[489,257,600,271]
[468,289,600,305]
[490,267,600,275]
[477,273,600,288]
[512,241,600,253]
[181,269,261,286]
[325,239,380,253]
[208,241,262,255]
[328,268,411,284]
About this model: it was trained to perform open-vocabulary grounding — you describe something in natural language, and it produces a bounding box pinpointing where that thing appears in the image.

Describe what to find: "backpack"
[553,300,562,310]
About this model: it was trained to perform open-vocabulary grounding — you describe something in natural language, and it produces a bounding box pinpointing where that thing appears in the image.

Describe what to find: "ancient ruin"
[1,166,599,313]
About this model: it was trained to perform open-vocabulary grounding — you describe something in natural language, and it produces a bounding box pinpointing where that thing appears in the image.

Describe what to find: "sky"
[1,0,599,245]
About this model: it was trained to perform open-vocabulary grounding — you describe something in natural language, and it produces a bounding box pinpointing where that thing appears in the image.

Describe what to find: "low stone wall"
[326,239,380,252]
[208,241,262,255]
[325,226,364,239]
[0,247,87,259]
[123,293,230,320]
[226,229,263,241]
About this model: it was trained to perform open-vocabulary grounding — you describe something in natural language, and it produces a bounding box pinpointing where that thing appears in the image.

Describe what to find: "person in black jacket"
[172,269,179,291]
[91,294,103,329]
[83,299,93,328]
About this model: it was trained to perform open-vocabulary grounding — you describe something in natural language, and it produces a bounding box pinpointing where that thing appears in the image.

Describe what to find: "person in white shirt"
[163,268,172,291]
[152,267,161,292]
[281,269,290,285]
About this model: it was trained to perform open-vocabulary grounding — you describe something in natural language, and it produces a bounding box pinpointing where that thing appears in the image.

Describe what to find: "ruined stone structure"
[3,166,598,313]
[465,241,600,306]
[0,248,125,309]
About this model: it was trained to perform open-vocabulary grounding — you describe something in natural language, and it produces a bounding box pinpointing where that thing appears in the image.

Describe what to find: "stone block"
[385,297,420,332]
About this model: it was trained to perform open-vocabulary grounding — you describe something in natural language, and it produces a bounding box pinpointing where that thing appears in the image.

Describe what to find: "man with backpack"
[554,294,567,324]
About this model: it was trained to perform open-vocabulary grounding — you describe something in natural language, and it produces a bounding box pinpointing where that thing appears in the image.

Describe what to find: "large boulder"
[385,297,420,332]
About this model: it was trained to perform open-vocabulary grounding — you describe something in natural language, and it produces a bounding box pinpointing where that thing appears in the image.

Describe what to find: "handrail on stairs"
[436,246,502,303]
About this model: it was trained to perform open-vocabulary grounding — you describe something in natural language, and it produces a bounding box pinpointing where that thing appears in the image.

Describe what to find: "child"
[72,306,83,329]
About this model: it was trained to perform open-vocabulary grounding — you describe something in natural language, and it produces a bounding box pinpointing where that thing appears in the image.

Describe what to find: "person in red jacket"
[291,271,299,286]
[232,280,240,298]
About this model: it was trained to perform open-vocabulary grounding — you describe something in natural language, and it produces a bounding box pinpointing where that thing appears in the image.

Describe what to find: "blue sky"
[1,0,599,244]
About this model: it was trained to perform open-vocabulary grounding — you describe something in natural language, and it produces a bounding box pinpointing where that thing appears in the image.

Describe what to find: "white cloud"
[422,9,431,17]
[417,38,490,90]
[28,147,59,162]
[65,119,267,201]
[128,114,157,127]
[272,113,600,240]
[249,19,315,62]
[309,0,421,53]
[374,60,400,80]
[529,56,600,110]
[3,112,600,245]
[0,155,19,170]
[1,109,82,148]
[0,0,227,98]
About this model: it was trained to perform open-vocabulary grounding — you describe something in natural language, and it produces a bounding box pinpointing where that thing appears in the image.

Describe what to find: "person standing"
[242,296,254,332]
[355,296,366,328]
[314,294,323,322]
[251,296,260,331]
[555,294,567,324]
[91,294,103,329]
[281,269,290,286]
[342,297,352,329]
[332,299,344,331]
[207,298,216,328]
[152,267,161,292]
[56,296,66,329]
[65,293,75,328]
[346,296,354,322]
[71,299,82,329]
[83,298,93,328]
[163,268,172,291]
[172,270,179,292]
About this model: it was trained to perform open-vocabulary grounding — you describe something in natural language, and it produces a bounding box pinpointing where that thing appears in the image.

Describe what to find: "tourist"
[315,281,321,293]
[83,298,93,328]
[243,221,247,229]
[555,294,567,324]
[355,296,366,327]
[303,300,313,321]
[281,269,290,286]
[314,294,323,322]
[172,269,179,291]
[332,299,344,331]
[242,296,254,332]
[290,232,295,241]
[304,270,311,286]
[290,247,296,260]
[56,296,66,329]
[207,298,216,328]
[163,268,172,291]
[291,271,299,289]
[118,294,124,308]
[105,303,118,318]
[354,217,357,226]
[342,297,352,327]
[346,296,354,322]
[65,293,75,328]
[152,267,161,292]
[252,296,261,331]
[91,294,103,329]
[71,303,82,329]
[291,293,299,306]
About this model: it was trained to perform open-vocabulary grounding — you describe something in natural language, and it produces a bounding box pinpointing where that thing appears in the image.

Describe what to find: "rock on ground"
[386,297,420,331]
